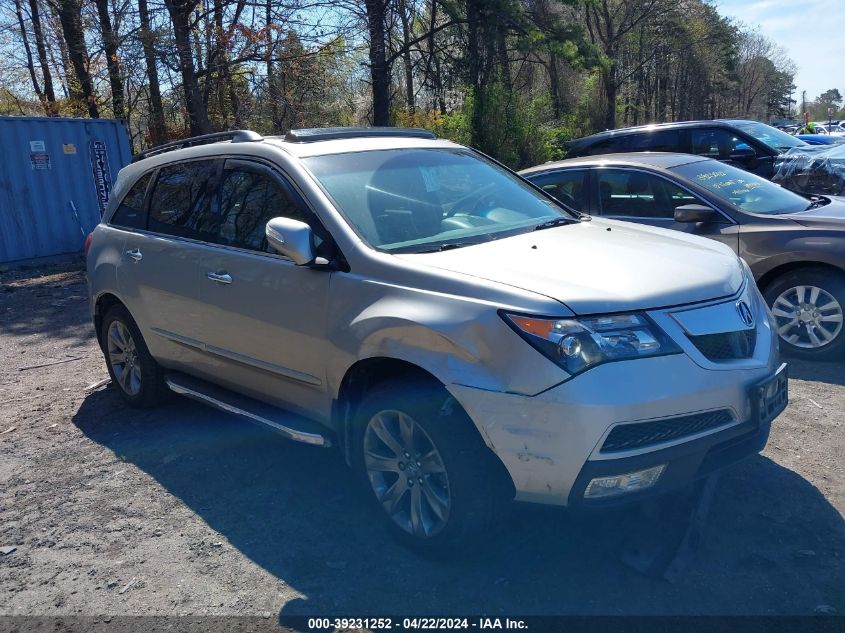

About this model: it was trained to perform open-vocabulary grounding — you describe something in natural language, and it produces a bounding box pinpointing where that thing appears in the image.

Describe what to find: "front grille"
[687,329,756,361]
[601,409,735,453]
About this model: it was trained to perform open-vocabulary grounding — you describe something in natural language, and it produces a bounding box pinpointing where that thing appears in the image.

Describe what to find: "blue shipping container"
[0,116,131,263]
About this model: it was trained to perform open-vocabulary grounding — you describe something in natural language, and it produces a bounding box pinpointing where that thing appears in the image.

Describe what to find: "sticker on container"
[30,140,45,152]
[89,140,113,216]
[30,152,51,170]
[63,144,77,155]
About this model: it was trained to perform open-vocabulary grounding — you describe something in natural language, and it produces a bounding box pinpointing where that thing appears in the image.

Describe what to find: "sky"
[716,0,843,107]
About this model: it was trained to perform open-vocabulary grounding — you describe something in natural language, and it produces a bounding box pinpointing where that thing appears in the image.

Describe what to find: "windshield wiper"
[437,241,479,251]
[401,241,479,254]
[534,217,577,231]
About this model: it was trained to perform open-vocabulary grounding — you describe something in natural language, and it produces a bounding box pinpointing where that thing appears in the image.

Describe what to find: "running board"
[164,373,331,447]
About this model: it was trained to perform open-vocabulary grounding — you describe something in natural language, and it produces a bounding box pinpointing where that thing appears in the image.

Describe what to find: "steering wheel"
[444,183,498,218]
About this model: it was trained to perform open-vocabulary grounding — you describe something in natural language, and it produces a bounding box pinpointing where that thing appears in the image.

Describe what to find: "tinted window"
[526,170,588,211]
[148,160,218,240]
[217,168,307,252]
[626,129,681,152]
[596,169,702,219]
[689,129,744,160]
[583,137,628,156]
[110,173,152,229]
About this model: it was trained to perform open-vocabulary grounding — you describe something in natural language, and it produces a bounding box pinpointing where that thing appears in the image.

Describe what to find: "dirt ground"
[0,259,843,618]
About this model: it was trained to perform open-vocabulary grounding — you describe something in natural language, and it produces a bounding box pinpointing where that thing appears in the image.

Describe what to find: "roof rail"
[283,127,436,143]
[131,129,263,163]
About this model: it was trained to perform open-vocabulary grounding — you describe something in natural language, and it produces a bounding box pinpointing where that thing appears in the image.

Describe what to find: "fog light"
[584,464,666,499]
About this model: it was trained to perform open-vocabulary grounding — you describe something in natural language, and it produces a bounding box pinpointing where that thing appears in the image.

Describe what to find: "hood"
[784,197,845,227]
[397,219,743,314]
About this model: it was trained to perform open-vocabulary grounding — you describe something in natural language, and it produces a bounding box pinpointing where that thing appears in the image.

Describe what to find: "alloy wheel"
[363,409,451,538]
[771,285,844,349]
[107,320,142,395]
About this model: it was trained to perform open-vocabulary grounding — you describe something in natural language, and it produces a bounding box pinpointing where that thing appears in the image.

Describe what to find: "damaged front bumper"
[447,352,784,508]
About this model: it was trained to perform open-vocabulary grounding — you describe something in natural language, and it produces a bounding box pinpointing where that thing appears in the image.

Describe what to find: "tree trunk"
[212,0,238,127]
[47,1,72,98]
[603,66,617,130]
[164,0,211,135]
[365,0,390,126]
[138,0,166,144]
[56,0,98,117]
[548,53,561,120]
[398,0,414,112]
[466,0,483,148]
[265,0,280,131]
[28,0,56,114]
[14,0,44,109]
[93,0,125,120]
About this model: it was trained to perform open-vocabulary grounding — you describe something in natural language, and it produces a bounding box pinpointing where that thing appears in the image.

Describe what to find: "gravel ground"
[0,260,843,617]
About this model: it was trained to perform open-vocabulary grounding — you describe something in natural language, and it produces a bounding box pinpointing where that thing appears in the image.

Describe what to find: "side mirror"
[729,147,757,163]
[674,204,715,223]
[265,217,315,265]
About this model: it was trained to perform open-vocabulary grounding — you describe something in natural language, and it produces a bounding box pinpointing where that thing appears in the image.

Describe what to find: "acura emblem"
[736,300,754,328]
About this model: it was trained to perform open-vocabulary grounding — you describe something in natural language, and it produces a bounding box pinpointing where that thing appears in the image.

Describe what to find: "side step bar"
[165,373,332,448]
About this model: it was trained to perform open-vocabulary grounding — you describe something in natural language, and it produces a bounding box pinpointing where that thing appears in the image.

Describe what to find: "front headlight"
[502,311,682,376]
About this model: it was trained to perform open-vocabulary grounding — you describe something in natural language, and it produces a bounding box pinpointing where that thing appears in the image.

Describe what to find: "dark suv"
[566,120,809,180]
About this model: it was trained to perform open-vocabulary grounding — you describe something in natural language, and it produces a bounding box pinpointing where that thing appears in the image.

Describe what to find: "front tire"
[352,379,510,552]
[101,304,169,407]
[763,268,845,360]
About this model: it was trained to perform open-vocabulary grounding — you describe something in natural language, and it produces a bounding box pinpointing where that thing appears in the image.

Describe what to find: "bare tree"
[163,0,211,134]
[54,0,99,117]
[137,0,166,143]
[93,0,124,119]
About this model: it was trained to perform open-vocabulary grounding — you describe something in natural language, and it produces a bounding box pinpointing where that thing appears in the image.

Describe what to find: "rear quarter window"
[110,172,152,229]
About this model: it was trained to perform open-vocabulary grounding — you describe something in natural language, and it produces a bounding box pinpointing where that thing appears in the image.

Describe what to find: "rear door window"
[526,170,588,211]
[148,160,219,240]
[626,129,682,152]
[583,136,629,156]
[110,172,152,229]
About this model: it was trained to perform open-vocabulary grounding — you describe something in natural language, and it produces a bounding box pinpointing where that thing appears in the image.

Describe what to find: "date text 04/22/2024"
[305,618,528,630]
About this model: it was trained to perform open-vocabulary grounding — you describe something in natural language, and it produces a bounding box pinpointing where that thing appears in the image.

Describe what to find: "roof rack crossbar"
[283,127,436,143]
[131,129,263,163]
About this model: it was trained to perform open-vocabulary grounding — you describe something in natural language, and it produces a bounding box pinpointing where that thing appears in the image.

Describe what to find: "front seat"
[366,157,443,245]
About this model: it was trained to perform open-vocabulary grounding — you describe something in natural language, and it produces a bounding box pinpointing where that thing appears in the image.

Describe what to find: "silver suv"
[87,128,787,550]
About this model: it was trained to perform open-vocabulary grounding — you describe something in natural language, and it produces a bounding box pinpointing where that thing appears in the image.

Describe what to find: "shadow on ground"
[73,387,845,617]
[0,265,92,351]
[788,358,845,387]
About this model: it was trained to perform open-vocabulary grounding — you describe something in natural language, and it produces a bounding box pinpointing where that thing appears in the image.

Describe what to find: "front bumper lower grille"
[687,329,757,361]
[601,409,735,453]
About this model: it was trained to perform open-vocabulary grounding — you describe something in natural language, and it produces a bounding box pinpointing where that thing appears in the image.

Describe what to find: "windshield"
[732,120,808,153]
[671,160,814,215]
[303,148,574,253]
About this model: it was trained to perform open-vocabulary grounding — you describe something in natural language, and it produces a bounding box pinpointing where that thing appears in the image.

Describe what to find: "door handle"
[125,248,142,262]
[206,271,232,284]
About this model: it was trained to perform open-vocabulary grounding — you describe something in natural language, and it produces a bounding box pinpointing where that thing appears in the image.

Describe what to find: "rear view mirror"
[729,147,757,163]
[674,204,715,223]
[266,217,315,265]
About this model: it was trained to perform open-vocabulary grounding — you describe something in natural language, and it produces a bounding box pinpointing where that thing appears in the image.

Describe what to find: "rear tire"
[100,304,170,407]
[763,268,845,361]
[352,378,511,553]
